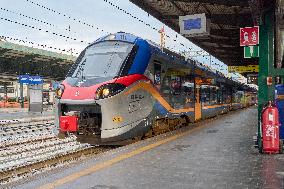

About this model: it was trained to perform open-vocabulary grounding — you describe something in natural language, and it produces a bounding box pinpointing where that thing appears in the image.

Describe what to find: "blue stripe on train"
[128,39,151,75]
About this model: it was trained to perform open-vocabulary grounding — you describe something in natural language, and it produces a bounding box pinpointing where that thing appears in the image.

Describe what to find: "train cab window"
[69,41,134,78]
[118,45,139,76]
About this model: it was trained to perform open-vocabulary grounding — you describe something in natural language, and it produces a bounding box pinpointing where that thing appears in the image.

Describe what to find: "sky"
[0,0,245,81]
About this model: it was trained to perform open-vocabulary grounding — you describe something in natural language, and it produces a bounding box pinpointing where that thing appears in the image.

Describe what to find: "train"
[53,32,257,145]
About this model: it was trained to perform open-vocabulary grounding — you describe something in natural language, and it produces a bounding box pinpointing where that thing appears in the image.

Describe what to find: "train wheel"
[153,119,169,135]
[180,116,188,126]
[143,128,153,139]
[132,135,143,142]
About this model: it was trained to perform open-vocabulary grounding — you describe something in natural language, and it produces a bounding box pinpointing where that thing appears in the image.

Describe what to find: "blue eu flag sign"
[184,18,201,30]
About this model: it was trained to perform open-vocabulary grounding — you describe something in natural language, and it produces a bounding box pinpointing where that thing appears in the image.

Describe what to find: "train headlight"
[95,83,126,100]
[55,85,65,98]
[102,88,110,97]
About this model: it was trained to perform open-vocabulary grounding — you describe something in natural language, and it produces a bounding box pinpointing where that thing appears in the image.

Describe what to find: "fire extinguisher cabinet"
[275,84,284,140]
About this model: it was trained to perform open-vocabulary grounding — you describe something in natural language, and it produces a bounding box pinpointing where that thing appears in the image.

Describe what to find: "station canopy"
[0,40,76,83]
[130,0,274,74]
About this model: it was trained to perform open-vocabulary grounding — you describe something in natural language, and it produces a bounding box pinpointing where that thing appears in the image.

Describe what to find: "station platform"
[7,107,284,189]
[0,108,54,123]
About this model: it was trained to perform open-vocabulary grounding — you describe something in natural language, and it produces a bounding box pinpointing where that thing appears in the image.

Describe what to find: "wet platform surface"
[7,108,284,189]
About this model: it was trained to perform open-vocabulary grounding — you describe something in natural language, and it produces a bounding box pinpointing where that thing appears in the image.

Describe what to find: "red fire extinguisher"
[260,101,283,154]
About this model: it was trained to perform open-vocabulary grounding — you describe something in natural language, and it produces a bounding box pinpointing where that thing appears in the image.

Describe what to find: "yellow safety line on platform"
[38,123,208,189]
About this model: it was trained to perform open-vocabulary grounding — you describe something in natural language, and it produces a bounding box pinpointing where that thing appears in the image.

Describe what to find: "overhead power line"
[25,0,109,34]
[6,1,223,71]
[101,0,229,71]
[0,7,57,28]
[25,0,195,54]
[0,17,89,44]
[23,0,214,64]
[0,35,80,55]
[0,7,77,34]
[102,0,194,50]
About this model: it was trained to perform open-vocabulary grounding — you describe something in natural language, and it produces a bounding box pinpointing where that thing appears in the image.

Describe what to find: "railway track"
[0,145,109,184]
[0,121,54,147]
[0,121,112,184]
[0,110,237,185]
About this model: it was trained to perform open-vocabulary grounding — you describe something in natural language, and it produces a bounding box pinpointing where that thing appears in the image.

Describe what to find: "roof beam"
[169,0,249,7]
[162,13,253,27]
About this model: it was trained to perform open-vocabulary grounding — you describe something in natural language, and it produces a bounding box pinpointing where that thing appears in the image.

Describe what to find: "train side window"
[201,85,210,105]
[170,75,182,95]
[154,63,162,89]
[210,86,218,105]
[217,87,223,104]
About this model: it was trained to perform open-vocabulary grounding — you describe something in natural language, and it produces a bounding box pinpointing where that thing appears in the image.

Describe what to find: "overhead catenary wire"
[0,17,90,44]
[25,0,194,53]
[24,0,217,67]
[101,1,229,71]
[0,7,78,35]
[0,7,57,28]
[12,1,225,72]
[25,0,110,34]
[102,0,194,50]
[0,35,80,55]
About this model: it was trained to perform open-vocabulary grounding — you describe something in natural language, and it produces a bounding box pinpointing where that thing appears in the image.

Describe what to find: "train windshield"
[70,41,134,78]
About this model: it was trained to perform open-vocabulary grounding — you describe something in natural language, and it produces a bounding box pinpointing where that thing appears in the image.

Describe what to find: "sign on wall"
[240,26,259,46]
[244,46,259,58]
[179,13,210,37]
[228,65,259,73]
[19,75,43,85]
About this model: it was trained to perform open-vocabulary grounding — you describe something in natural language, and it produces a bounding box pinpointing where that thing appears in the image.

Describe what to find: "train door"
[195,80,202,121]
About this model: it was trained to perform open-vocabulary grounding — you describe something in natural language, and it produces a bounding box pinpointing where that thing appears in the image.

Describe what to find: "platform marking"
[38,124,208,189]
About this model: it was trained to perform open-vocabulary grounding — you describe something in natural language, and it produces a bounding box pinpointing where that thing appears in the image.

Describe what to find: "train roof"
[92,32,255,91]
